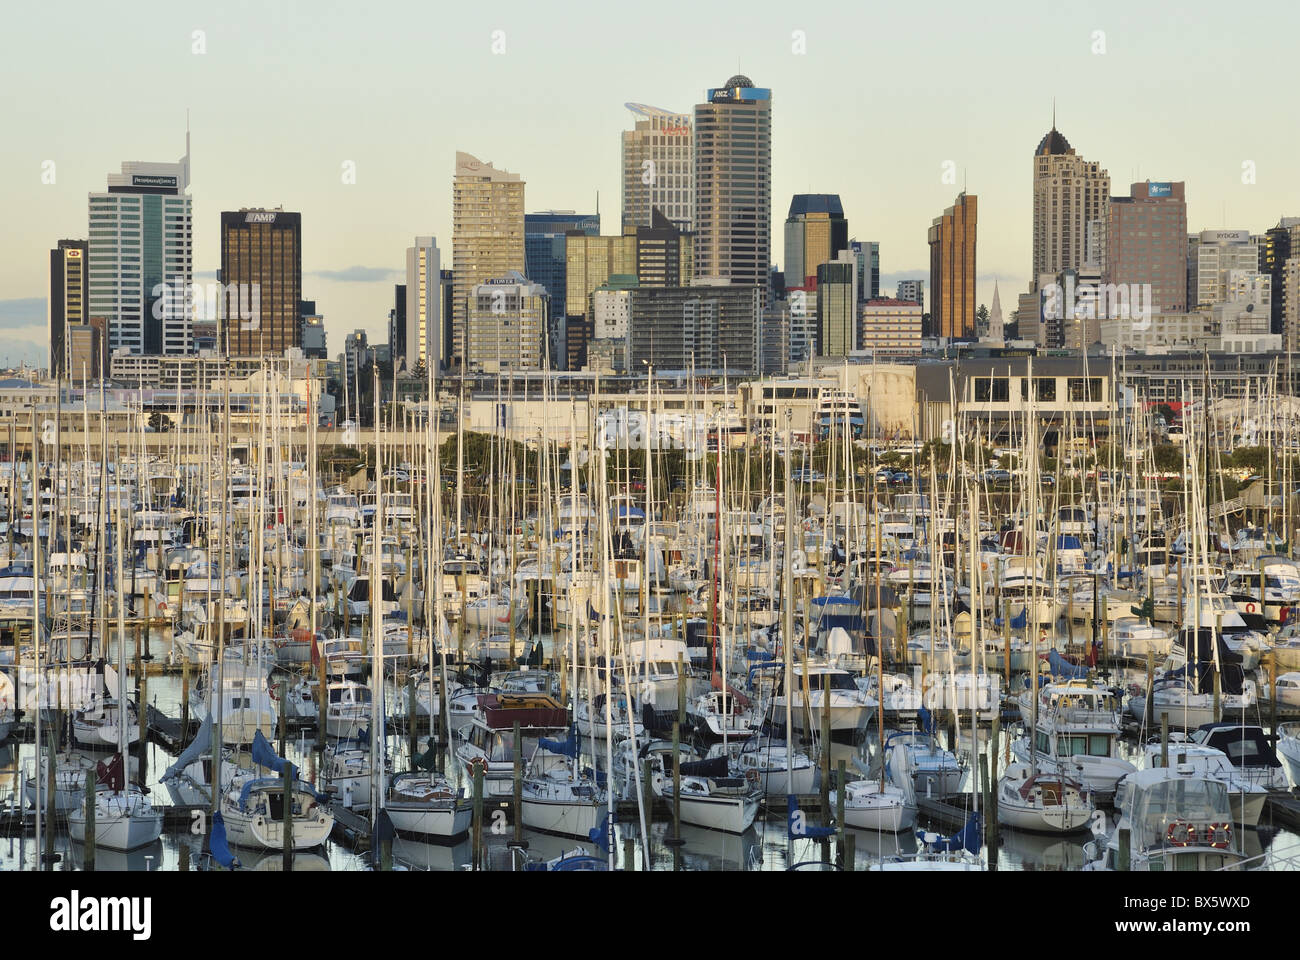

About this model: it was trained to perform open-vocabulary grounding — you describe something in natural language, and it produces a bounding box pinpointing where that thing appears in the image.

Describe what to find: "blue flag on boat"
[251,729,298,780]
[210,812,241,870]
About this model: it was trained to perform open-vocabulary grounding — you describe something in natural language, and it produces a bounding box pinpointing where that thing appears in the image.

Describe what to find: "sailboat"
[68,506,163,851]
[219,732,334,851]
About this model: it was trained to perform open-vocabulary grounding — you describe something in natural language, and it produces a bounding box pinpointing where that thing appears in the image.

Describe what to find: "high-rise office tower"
[389,285,407,363]
[526,212,598,367]
[1191,230,1261,306]
[452,152,525,369]
[88,137,192,355]
[626,281,760,374]
[1265,219,1300,335]
[219,208,302,357]
[402,236,442,371]
[928,193,978,339]
[896,279,924,308]
[1032,125,1109,282]
[850,240,880,301]
[1104,181,1188,314]
[301,301,327,360]
[465,271,549,371]
[784,195,847,289]
[693,75,772,296]
[563,215,693,369]
[49,239,88,378]
[816,259,856,356]
[622,104,693,232]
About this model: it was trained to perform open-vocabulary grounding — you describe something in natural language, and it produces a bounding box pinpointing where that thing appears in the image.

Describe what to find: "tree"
[975,304,990,337]
[147,411,171,433]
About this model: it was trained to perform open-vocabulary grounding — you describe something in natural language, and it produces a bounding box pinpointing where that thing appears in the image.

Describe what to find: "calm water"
[3,628,1298,872]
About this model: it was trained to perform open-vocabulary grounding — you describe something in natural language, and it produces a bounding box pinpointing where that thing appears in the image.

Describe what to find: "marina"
[5,358,1300,876]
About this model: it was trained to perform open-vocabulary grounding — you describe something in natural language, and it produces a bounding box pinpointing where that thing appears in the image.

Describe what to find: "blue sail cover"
[1009,609,1028,630]
[251,730,298,780]
[210,812,241,870]
[1046,648,1088,679]
[788,795,836,839]
[920,811,982,854]
[540,727,579,758]
[917,706,936,737]
[588,812,613,851]
[163,711,213,781]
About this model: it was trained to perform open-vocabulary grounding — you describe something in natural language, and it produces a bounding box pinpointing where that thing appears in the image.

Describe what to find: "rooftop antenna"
[1052,98,1056,130]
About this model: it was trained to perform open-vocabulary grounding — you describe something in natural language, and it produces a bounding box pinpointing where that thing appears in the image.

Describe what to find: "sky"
[2,0,1298,366]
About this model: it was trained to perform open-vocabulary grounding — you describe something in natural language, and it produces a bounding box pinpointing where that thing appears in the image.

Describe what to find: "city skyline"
[3,0,1299,364]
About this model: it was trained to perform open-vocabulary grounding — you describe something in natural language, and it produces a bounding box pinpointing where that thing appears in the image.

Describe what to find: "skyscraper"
[452,152,525,369]
[693,75,772,296]
[88,137,192,355]
[1104,181,1188,314]
[49,239,88,378]
[403,236,442,371]
[896,279,924,308]
[1265,219,1300,336]
[622,104,693,232]
[526,212,598,367]
[928,193,978,339]
[851,240,880,301]
[1192,230,1261,306]
[816,260,856,356]
[783,195,848,290]
[1032,125,1109,282]
[465,271,549,371]
[219,208,302,357]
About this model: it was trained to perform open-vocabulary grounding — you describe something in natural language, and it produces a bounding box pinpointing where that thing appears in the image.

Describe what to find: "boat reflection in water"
[392,836,473,872]
[65,838,165,872]
[670,823,763,871]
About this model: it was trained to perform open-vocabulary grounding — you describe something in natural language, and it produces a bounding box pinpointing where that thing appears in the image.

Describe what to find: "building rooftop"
[788,194,844,218]
[1035,127,1073,156]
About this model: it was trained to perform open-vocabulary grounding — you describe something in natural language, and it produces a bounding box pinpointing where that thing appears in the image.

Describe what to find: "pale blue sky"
[2,0,1297,364]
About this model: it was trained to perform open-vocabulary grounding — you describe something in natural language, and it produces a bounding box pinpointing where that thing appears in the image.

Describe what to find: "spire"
[989,280,1005,342]
[1052,97,1056,130]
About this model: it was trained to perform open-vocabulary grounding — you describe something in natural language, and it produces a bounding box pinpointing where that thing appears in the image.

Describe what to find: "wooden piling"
[472,763,484,871]
[84,769,96,872]
[512,720,523,847]
[282,758,294,872]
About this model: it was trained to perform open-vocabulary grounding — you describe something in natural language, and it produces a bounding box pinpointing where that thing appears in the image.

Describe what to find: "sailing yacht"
[996,761,1093,834]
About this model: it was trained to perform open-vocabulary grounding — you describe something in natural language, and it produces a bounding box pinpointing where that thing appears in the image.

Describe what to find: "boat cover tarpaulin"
[1181,627,1245,695]
[251,729,298,780]
[412,736,440,772]
[678,755,729,778]
[920,810,982,854]
[210,812,241,870]
[540,728,579,758]
[1046,648,1088,679]
[96,753,125,791]
[163,710,213,781]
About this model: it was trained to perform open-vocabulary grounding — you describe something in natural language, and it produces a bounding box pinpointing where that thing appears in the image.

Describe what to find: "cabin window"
[1089,734,1110,756]
[1223,740,1261,763]
[1036,731,1051,754]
